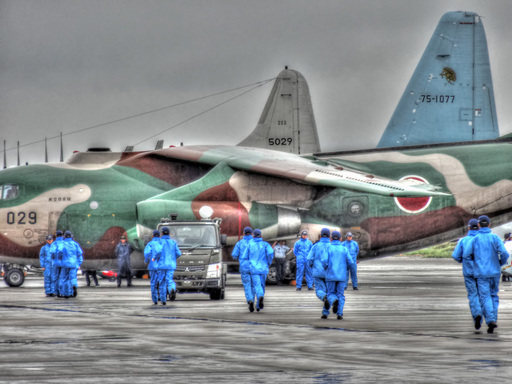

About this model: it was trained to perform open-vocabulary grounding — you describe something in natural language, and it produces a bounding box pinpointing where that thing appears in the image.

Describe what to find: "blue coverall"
[231,235,254,304]
[325,240,351,317]
[307,237,331,317]
[155,235,181,304]
[39,242,53,295]
[60,237,80,297]
[70,239,83,293]
[243,237,274,310]
[341,239,359,288]
[452,229,481,321]
[294,237,313,289]
[463,227,509,325]
[50,236,64,296]
[144,237,162,304]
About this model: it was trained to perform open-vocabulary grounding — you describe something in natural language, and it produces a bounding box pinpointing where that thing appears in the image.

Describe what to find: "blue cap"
[468,219,479,230]
[56,230,63,237]
[253,229,262,237]
[153,230,160,237]
[46,235,53,240]
[244,227,253,235]
[478,215,490,225]
[331,231,341,240]
[346,232,353,237]
[64,230,72,238]
[301,230,308,236]
[320,228,330,237]
[161,226,170,235]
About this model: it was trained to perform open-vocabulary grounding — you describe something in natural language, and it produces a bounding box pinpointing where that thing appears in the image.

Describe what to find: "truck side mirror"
[220,234,227,246]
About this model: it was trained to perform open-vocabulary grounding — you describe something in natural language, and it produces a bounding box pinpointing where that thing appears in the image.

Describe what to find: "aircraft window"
[1,184,19,200]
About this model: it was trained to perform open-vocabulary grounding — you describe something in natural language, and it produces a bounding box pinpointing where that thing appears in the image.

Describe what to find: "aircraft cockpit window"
[1,184,19,200]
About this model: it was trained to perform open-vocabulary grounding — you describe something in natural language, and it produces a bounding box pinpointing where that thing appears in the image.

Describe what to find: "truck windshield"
[168,224,217,248]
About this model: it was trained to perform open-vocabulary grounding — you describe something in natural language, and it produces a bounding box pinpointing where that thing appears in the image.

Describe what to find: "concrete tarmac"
[1,256,511,383]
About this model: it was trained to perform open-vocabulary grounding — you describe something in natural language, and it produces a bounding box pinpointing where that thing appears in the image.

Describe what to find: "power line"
[133,78,274,148]
[1,78,275,154]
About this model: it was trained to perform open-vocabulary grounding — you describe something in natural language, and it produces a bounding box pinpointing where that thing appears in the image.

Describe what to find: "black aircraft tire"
[266,266,277,285]
[4,268,25,287]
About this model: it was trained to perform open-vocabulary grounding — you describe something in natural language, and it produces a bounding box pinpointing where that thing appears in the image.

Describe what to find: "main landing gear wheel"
[4,268,25,287]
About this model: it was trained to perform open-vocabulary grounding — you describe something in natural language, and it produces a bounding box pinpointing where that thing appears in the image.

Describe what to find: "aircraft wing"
[153,145,448,197]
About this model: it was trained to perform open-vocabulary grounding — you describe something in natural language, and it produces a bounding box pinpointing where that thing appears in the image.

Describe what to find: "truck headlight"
[206,263,221,279]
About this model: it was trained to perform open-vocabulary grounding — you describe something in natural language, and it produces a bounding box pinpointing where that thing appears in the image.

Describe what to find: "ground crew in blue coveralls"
[232,227,255,311]
[325,231,351,320]
[463,215,509,333]
[50,230,64,297]
[341,232,360,290]
[39,235,53,296]
[155,226,181,305]
[243,229,274,312]
[69,233,83,297]
[60,230,82,298]
[452,219,483,330]
[307,228,332,318]
[293,230,313,291]
[144,230,163,304]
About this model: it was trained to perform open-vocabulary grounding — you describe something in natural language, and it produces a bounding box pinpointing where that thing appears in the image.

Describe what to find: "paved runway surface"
[1,256,511,383]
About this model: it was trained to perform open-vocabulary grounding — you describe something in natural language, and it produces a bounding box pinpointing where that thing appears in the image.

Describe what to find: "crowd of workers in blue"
[39,230,84,298]
[232,227,359,318]
[452,215,510,334]
[39,215,510,330]
[39,225,361,318]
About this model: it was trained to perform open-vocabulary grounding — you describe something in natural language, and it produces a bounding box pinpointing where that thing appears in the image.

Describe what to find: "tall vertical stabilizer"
[238,68,321,154]
[378,11,498,147]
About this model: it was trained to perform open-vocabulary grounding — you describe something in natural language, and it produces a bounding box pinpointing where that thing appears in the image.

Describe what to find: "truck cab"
[156,217,227,300]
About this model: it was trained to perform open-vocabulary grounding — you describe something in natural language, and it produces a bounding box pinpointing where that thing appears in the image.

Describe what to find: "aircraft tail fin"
[378,11,499,148]
[237,67,321,154]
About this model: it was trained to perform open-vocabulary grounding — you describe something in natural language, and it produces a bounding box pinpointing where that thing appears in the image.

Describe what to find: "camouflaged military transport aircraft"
[1,11,510,287]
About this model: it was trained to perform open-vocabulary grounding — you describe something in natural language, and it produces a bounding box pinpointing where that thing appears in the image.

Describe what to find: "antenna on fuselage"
[44,137,48,163]
[155,140,164,150]
[59,132,63,162]
[3,140,6,169]
[17,141,20,166]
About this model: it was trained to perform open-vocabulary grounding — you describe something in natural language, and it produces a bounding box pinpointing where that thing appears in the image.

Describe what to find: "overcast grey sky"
[1,0,511,165]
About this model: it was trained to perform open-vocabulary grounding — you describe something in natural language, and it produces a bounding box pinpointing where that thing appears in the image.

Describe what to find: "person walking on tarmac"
[69,232,83,297]
[272,240,290,286]
[60,231,82,298]
[452,219,483,330]
[463,215,510,333]
[307,228,332,318]
[115,235,132,287]
[50,230,64,297]
[502,233,512,282]
[39,235,54,296]
[155,226,181,305]
[243,229,274,312]
[342,232,360,290]
[83,270,99,287]
[232,227,255,311]
[144,230,163,305]
[293,231,313,291]
[325,231,351,320]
